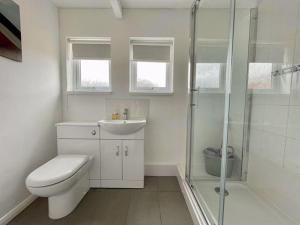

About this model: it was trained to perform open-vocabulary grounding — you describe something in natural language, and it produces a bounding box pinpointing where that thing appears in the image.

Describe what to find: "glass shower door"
[222,0,300,225]
[186,0,235,225]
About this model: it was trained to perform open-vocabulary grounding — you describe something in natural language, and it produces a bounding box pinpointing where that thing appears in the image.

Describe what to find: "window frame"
[67,37,112,94]
[129,38,174,94]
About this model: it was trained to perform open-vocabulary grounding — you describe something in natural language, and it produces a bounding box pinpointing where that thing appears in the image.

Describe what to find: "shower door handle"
[190,87,199,107]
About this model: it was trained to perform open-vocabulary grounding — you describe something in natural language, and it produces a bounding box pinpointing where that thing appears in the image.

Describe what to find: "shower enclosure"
[186,0,300,225]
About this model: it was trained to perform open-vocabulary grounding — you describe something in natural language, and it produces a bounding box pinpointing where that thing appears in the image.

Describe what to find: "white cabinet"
[100,140,144,184]
[56,123,101,187]
[100,128,145,188]
[100,140,122,180]
[56,122,145,189]
[123,140,144,181]
[57,124,99,139]
[57,139,100,180]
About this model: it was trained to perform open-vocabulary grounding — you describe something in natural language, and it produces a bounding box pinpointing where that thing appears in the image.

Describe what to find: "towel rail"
[272,64,300,77]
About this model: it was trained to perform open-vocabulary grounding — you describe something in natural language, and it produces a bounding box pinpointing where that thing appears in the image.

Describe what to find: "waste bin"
[203,147,234,178]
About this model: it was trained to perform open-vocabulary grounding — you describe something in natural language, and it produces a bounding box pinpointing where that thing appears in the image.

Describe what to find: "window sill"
[67,90,112,95]
[129,91,174,96]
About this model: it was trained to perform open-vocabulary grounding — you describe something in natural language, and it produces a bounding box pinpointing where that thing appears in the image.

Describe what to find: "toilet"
[26,154,92,219]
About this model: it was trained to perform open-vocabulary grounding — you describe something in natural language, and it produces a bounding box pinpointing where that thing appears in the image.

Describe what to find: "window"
[194,39,228,93]
[129,38,174,94]
[196,63,224,89]
[247,63,292,94]
[67,38,111,92]
[248,63,272,90]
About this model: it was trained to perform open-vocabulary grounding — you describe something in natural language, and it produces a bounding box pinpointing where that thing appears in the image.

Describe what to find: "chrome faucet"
[122,108,128,120]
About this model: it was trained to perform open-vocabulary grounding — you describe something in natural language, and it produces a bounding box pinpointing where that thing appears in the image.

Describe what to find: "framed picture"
[0,0,22,62]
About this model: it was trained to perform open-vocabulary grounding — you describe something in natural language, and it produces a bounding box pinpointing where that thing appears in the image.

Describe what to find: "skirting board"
[176,166,208,225]
[144,164,178,176]
[0,195,37,225]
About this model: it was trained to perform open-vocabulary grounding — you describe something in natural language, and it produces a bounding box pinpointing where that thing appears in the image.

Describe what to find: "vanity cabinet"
[100,128,144,188]
[100,140,144,182]
[122,140,144,181]
[100,140,123,180]
[56,122,145,189]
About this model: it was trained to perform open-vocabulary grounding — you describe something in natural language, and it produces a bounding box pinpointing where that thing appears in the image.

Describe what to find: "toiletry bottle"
[122,108,128,120]
[116,113,120,120]
[112,112,117,120]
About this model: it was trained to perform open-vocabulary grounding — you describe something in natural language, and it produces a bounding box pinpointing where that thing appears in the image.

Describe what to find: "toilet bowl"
[26,154,92,219]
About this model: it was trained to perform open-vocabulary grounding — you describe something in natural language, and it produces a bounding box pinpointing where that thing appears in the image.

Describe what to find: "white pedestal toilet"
[26,154,92,219]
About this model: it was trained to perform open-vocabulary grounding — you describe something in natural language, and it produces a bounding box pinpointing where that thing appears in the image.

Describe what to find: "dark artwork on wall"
[0,0,22,62]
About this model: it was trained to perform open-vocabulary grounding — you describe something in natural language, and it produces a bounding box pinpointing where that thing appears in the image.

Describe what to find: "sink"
[98,119,146,135]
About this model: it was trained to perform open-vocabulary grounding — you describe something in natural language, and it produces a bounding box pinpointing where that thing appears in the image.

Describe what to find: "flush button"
[91,130,96,135]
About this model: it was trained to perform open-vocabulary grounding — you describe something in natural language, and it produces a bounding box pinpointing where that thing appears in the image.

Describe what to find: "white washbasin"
[98,119,146,135]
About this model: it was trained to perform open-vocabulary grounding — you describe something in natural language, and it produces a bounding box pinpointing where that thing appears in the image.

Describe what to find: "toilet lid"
[26,155,89,187]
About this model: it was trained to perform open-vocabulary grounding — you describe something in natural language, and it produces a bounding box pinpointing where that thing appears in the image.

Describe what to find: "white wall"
[0,0,61,218]
[59,9,190,167]
[247,0,300,223]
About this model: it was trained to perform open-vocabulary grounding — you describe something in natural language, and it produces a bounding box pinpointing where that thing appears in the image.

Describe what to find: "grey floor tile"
[8,198,52,225]
[158,177,180,192]
[143,177,158,192]
[7,198,40,225]
[159,192,193,225]
[126,191,161,225]
[89,189,131,225]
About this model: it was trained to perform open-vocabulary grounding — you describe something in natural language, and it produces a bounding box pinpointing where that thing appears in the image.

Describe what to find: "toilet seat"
[26,155,89,188]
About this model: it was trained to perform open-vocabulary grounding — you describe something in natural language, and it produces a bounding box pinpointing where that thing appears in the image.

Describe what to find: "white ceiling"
[50,0,260,9]
[50,0,195,9]
[200,0,260,8]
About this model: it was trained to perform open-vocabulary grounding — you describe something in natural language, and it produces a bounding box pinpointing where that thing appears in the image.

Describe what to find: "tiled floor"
[8,177,193,225]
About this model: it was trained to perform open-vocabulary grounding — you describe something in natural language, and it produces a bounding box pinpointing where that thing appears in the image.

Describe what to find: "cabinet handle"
[91,130,96,136]
[125,146,128,157]
[116,146,120,156]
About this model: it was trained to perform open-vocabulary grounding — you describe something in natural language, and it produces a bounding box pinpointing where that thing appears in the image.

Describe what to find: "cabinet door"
[123,140,144,181]
[57,139,100,180]
[100,140,122,180]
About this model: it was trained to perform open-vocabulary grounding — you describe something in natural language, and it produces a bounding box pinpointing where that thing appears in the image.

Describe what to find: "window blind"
[130,39,173,62]
[195,39,228,63]
[69,38,111,60]
[196,46,228,63]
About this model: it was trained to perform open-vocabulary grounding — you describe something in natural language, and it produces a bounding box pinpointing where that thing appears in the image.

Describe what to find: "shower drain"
[214,187,229,196]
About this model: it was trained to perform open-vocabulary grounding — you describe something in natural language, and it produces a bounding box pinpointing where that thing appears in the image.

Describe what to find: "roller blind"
[196,46,228,63]
[254,43,285,63]
[70,39,111,60]
[130,39,173,62]
[195,39,228,63]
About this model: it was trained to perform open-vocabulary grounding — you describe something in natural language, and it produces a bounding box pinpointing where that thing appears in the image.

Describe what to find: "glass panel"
[187,0,234,224]
[248,63,273,89]
[222,0,299,225]
[188,0,300,225]
[196,63,222,89]
[136,61,167,88]
[80,60,110,88]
